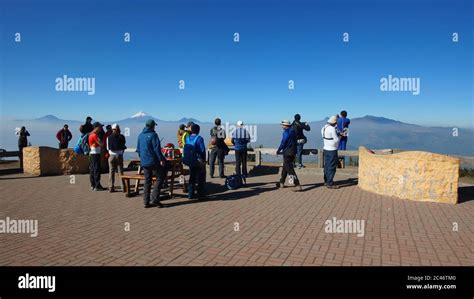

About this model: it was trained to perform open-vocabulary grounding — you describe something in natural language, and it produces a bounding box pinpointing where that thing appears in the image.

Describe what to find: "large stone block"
[23,146,90,176]
[358,146,459,204]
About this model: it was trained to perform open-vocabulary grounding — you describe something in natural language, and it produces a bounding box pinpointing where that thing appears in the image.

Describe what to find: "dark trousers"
[59,142,68,149]
[323,150,338,186]
[209,148,225,177]
[296,143,304,166]
[89,154,102,188]
[143,165,164,205]
[189,165,206,198]
[280,155,300,185]
[18,145,25,169]
[235,149,248,176]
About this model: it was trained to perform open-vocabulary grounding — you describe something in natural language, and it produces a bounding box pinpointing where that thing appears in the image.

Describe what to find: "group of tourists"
[73,116,127,192]
[15,110,350,207]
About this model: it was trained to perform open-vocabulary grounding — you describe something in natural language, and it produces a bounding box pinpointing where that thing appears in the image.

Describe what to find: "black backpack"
[225,174,246,190]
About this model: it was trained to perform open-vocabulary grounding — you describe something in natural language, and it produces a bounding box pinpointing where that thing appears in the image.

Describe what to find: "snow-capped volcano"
[131,111,148,118]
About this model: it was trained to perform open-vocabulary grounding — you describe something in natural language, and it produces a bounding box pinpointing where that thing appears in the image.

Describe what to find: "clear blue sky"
[0,0,472,127]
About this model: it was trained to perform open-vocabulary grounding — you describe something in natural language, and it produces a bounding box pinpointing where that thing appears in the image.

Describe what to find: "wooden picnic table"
[122,158,188,198]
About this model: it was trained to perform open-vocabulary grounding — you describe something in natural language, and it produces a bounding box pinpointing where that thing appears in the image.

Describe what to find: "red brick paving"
[0,171,473,266]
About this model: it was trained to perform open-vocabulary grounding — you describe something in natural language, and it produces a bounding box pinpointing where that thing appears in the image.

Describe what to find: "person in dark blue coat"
[276,120,302,191]
[136,119,166,208]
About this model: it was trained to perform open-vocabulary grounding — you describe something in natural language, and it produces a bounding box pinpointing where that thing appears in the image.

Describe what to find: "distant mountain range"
[1,112,473,158]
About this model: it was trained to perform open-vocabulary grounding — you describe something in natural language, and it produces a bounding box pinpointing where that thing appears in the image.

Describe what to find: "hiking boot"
[144,203,152,208]
[293,185,302,192]
[276,182,285,189]
[150,201,164,208]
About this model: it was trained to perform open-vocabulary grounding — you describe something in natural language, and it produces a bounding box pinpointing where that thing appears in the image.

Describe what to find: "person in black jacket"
[209,118,229,178]
[291,114,311,169]
[106,124,127,192]
[80,116,94,135]
[16,126,30,170]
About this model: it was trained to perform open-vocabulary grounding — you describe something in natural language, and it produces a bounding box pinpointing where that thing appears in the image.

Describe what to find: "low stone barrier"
[358,146,459,204]
[23,146,90,176]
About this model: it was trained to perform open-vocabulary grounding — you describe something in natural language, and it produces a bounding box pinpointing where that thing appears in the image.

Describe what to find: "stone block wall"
[23,146,90,176]
[358,146,459,204]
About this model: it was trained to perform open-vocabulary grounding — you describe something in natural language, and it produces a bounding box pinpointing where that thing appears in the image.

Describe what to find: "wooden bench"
[121,170,189,198]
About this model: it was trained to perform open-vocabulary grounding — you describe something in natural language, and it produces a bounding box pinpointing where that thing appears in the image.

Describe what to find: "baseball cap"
[93,122,104,128]
[146,119,157,128]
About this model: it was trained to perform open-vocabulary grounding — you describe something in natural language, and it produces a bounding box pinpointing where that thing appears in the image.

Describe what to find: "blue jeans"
[296,143,304,166]
[338,137,348,150]
[323,150,338,186]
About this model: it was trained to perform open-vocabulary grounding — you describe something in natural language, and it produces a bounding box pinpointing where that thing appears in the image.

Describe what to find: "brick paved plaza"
[0,171,473,266]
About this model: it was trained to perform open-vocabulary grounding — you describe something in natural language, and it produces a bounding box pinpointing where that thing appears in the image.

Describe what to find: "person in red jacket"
[56,124,73,149]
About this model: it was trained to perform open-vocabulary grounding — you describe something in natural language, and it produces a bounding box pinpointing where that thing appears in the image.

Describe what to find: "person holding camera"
[291,114,311,169]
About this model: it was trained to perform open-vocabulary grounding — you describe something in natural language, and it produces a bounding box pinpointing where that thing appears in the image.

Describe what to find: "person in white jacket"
[321,116,340,188]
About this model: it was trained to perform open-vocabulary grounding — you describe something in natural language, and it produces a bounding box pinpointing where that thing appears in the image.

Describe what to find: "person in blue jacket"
[276,120,302,192]
[231,120,251,177]
[136,119,166,208]
[186,124,207,200]
[337,110,350,150]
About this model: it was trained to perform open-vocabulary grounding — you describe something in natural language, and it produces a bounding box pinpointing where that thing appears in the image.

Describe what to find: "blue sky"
[0,0,472,127]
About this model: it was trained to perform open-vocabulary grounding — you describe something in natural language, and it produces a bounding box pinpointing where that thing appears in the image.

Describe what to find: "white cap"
[111,123,119,129]
[327,116,338,125]
[281,120,291,126]
[237,120,244,126]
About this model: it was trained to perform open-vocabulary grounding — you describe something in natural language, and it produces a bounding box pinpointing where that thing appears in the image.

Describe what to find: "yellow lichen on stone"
[358,146,459,204]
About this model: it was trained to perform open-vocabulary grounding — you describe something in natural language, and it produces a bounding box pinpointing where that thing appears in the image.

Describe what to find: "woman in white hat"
[276,120,302,191]
[321,115,340,189]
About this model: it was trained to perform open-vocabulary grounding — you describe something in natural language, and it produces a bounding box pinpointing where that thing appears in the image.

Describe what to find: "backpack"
[73,133,90,155]
[225,174,246,190]
[183,135,204,167]
[210,136,218,146]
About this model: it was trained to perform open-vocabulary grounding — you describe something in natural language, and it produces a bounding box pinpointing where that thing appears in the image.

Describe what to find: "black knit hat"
[191,124,200,134]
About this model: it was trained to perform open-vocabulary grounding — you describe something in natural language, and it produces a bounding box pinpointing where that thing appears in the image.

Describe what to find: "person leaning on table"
[321,115,340,189]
